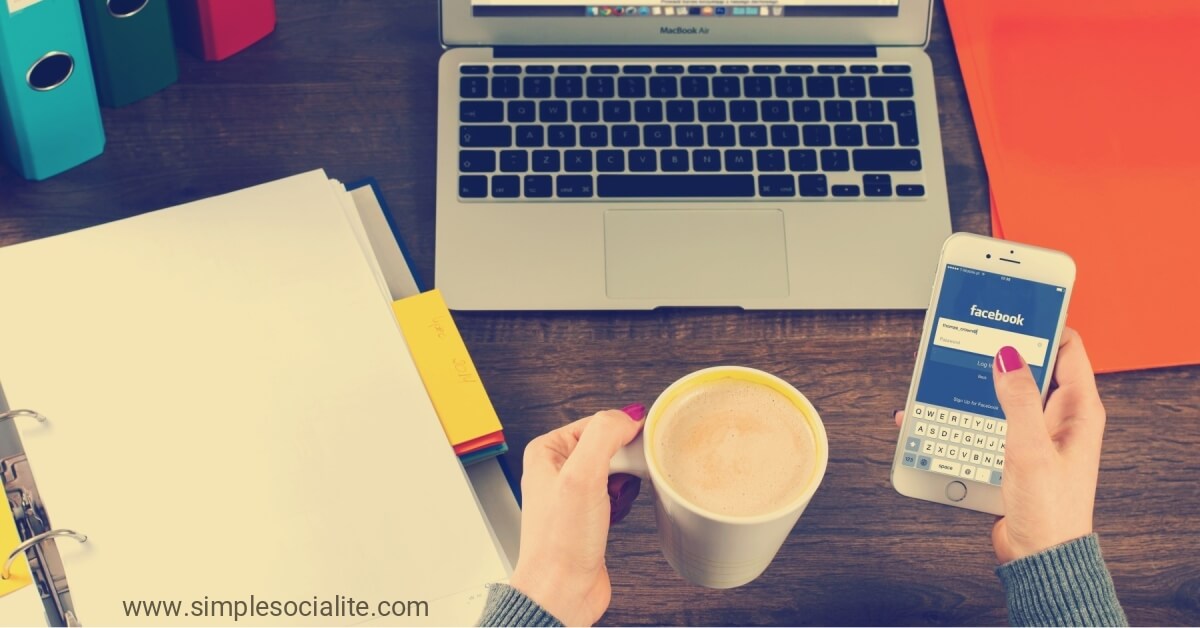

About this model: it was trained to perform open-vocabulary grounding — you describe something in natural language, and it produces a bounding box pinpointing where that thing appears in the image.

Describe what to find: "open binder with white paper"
[0,170,518,626]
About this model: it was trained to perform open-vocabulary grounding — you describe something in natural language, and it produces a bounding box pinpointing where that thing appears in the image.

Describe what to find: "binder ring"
[2,529,88,580]
[0,409,48,424]
[107,0,149,18]
[26,51,75,92]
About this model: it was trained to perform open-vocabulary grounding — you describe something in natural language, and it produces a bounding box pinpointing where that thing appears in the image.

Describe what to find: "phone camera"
[986,254,992,259]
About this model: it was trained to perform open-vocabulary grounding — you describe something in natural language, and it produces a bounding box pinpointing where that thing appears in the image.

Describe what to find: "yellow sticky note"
[393,290,503,448]
[0,508,32,597]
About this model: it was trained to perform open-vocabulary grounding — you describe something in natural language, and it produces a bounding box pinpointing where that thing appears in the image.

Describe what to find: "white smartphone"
[891,233,1076,515]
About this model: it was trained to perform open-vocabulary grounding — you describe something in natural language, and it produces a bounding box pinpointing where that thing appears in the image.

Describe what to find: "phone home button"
[946,481,968,502]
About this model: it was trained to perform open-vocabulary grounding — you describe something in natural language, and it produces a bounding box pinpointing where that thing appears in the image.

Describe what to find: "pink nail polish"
[621,403,646,421]
[996,346,1025,373]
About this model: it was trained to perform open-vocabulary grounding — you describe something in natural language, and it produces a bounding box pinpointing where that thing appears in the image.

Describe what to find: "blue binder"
[0,0,105,181]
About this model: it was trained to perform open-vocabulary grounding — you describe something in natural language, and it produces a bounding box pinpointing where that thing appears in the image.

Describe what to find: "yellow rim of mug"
[644,366,830,526]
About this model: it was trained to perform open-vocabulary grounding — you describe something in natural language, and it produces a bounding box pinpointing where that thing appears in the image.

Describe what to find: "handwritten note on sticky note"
[0,509,32,597]
[393,290,503,448]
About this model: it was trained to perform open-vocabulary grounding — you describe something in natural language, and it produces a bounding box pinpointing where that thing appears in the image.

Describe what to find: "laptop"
[436,0,951,310]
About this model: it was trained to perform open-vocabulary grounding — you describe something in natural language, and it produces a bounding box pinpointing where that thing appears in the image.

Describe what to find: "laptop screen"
[471,1,901,19]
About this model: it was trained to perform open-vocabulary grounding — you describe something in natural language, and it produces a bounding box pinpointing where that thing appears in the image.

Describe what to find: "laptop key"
[852,149,922,171]
[888,100,920,146]
[864,174,893,196]
[870,76,914,98]
[526,65,554,75]
[661,150,689,172]
[557,175,594,198]
[460,101,503,123]
[731,100,758,122]
[459,176,488,198]
[558,65,587,74]
[818,65,846,74]
[613,125,641,147]
[744,76,772,98]
[597,174,755,198]
[793,100,821,122]
[649,76,678,98]
[837,76,867,98]
[591,65,619,74]
[832,184,860,197]
[565,150,593,172]
[802,124,832,147]
[713,76,741,98]
[524,175,553,198]
[571,100,600,122]
[789,149,818,171]
[644,125,672,147]
[675,125,704,147]
[580,125,608,147]
[493,65,521,75]
[775,77,804,98]
[897,184,926,197]
[532,150,561,172]
[757,150,786,172]
[824,100,853,122]
[759,175,796,197]
[821,149,851,171]
[460,65,488,75]
[461,76,488,99]
[516,125,544,147]
[739,125,768,147]
[725,150,754,172]
[856,100,885,122]
[698,100,727,122]
[597,150,625,172]
[603,100,632,122]
[883,65,912,74]
[539,101,568,122]
[586,76,614,98]
[655,64,684,74]
[720,65,749,74]
[459,150,496,173]
[681,76,709,97]
[807,76,835,98]
[850,65,878,74]
[866,124,895,146]
[770,124,800,147]
[554,76,582,98]
[634,100,663,122]
[694,149,722,172]
[762,100,789,122]
[548,125,576,147]
[629,150,657,171]
[687,65,717,74]
[460,126,511,147]
[786,64,814,74]
[618,76,647,98]
[708,125,736,147]
[624,65,652,74]
[835,125,864,146]
[492,77,520,98]
[500,150,528,172]
[492,175,520,198]
[754,64,782,74]
[524,76,551,98]
[666,100,695,122]
[799,174,828,197]
[507,101,535,123]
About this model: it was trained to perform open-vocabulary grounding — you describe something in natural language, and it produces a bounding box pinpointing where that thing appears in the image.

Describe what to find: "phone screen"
[902,264,1067,485]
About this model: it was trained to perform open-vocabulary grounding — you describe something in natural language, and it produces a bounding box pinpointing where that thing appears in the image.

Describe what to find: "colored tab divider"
[393,290,506,464]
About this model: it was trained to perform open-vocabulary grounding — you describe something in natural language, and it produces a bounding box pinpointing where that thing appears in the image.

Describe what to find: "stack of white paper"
[0,170,508,626]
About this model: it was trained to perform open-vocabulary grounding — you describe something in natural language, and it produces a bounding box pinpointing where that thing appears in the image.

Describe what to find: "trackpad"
[604,209,789,300]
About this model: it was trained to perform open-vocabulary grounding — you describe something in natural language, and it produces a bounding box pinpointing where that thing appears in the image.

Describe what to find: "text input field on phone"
[933,318,1047,367]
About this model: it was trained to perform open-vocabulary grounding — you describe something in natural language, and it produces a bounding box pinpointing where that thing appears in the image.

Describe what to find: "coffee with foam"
[653,378,818,518]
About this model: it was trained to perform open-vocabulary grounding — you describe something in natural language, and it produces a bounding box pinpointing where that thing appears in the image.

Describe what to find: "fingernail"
[621,403,646,422]
[608,474,642,525]
[996,346,1025,373]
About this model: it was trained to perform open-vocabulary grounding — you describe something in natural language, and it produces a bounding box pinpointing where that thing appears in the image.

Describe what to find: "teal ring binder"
[25,52,74,92]
[107,0,149,19]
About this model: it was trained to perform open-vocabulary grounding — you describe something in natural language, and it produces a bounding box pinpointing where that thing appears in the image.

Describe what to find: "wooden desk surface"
[1,1,1197,625]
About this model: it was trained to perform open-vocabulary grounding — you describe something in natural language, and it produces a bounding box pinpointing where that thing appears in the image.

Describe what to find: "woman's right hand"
[894,328,1109,564]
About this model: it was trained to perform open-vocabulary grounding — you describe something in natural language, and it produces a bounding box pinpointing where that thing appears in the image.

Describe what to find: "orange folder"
[947,0,1200,373]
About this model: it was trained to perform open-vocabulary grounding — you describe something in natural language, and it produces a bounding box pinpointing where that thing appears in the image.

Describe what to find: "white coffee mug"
[610,366,829,589]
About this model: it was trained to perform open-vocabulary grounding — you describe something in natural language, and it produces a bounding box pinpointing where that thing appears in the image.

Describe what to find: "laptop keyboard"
[456,62,927,201]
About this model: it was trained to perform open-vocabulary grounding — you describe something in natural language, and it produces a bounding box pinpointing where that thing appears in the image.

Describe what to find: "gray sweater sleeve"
[997,534,1128,626]
[476,583,564,627]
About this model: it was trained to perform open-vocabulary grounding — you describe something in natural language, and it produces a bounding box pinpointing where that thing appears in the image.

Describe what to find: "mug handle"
[609,432,649,479]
